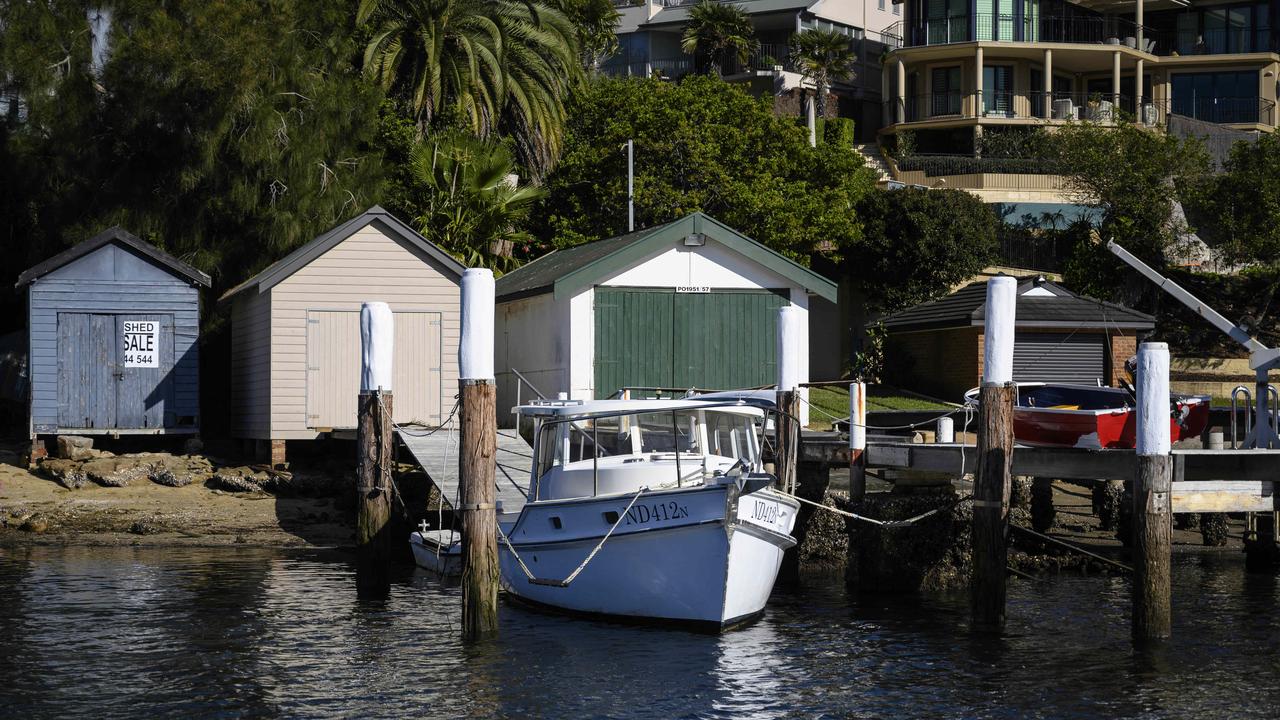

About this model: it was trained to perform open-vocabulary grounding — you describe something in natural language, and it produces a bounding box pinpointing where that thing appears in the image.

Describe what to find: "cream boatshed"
[221,207,465,464]
[494,213,838,426]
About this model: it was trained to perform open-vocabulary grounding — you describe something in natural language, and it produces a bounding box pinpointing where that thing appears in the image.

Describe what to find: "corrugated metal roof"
[493,222,672,301]
[878,276,1155,332]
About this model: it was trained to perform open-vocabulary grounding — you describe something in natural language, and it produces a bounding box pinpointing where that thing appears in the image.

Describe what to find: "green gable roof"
[494,213,838,303]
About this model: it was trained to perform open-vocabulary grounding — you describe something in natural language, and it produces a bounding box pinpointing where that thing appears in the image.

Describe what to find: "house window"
[930,66,963,116]
[925,0,969,44]
[878,0,885,10]
[893,2,900,15]
[983,65,1014,116]
[1172,71,1261,123]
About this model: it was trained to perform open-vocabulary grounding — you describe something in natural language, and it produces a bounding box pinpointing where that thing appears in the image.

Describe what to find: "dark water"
[1,546,1278,719]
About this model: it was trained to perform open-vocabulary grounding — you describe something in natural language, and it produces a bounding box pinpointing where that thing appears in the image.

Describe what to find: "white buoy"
[983,276,1017,385]
[460,268,495,381]
[936,416,955,443]
[360,302,394,392]
[1135,342,1171,456]
[776,306,802,391]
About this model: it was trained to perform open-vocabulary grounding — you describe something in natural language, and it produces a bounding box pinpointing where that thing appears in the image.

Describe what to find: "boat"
[409,392,800,630]
[963,382,1211,449]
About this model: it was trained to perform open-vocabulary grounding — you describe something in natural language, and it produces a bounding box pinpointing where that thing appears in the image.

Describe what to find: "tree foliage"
[1188,133,1280,267]
[0,0,385,299]
[1044,122,1210,299]
[680,1,758,76]
[532,76,876,262]
[791,28,856,118]
[849,188,999,312]
[357,0,582,177]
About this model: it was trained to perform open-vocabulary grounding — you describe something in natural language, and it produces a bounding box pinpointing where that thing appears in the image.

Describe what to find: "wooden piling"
[849,381,867,502]
[459,268,499,639]
[1132,342,1172,641]
[972,276,1016,628]
[356,302,394,560]
[460,379,499,638]
[777,306,802,494]
[972,382,1015,627]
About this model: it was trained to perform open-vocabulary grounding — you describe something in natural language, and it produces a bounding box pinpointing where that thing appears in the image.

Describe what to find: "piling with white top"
[849,382,867,502]
[1133,342,1172,641]
[459,269,500,640]
[972,276,1017,628]
[357,302,395,565]
[936,416,954,444]
[776,306,802,495]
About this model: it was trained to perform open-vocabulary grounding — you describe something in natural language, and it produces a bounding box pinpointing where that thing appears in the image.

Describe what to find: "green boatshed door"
[593,287,788,398]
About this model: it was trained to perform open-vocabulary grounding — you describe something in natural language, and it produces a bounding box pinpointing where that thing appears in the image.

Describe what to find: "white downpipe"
[1136,342,1171,456]
[360,302,394,392]
[460,268,496,381]
[983,276,1017,385]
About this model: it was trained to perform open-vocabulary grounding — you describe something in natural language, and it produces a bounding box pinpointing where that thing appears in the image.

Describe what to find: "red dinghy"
[964,383,1211,449]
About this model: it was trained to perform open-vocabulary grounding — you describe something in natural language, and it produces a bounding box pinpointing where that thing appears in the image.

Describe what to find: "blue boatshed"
[16,227,211,438]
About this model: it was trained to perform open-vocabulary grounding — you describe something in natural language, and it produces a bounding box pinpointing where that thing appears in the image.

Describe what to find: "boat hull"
[1013,399,1211,449]
[499,484,797,628]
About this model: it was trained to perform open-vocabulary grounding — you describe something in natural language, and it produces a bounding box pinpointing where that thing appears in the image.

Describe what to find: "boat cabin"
[520,398,770,502]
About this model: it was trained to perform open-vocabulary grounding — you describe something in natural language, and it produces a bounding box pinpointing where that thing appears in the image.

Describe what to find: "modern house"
[604,0,903,139]
[875,274,1154,401]
[881,0,1280,144]
[493,212,839,427]
[16,227,211,447]
[220,207,465,466]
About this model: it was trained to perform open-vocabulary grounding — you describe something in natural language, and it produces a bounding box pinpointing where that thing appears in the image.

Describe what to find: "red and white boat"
[964,383,1211,449]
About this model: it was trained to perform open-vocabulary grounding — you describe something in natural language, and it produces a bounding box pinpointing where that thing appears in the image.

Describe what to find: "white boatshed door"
[306,310,442,429]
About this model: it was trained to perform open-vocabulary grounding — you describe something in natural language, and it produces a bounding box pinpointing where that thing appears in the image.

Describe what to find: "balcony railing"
[1166,96,1276,125]
[897,153,1061,176]
[902,15,1153,49]
[886,91,1165,126]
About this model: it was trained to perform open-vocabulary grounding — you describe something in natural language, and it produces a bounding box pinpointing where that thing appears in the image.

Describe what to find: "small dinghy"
[964,382,1210,449]
[409,392,799,630]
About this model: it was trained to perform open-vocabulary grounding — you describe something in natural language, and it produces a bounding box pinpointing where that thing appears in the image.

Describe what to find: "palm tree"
[408,132,545,269]
[792,28,857,119]
[358,0,581,176]
[680,2,758,77]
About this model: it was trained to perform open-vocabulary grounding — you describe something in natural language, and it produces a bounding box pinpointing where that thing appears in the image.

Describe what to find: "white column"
[896,56,906,124]
[975,46,984,116]
[1043,49,1053,119]
[1136,342,1172,456]
[1136,0,1145,52]
[1112,50,1122,110]
[1136,58,1145,118]
[460,268,495,381]
[983,277,1016,385]
[360,302,394,392]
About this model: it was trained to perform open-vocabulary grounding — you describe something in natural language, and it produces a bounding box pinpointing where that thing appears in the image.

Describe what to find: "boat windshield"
[531,408,761,500]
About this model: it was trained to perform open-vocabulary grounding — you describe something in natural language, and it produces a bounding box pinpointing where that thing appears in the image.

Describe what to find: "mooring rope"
[774,488,973,528]
[498,486,649,588]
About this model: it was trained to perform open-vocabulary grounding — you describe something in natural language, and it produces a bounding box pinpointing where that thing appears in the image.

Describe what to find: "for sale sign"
[122,320,159,368]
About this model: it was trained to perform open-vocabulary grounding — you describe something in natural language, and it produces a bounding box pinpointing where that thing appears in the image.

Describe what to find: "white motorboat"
[410,393,799,630]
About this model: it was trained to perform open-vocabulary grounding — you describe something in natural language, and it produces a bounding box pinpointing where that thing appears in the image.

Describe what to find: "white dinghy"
[410,393,799,630]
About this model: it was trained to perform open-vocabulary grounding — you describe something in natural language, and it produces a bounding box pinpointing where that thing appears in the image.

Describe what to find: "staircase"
[854,143,894,184]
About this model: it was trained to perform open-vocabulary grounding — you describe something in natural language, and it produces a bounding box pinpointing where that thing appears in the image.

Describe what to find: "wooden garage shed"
[16,227,211,444]
[494,212,838,426]
[876,275,1155,403]
[220,207,464,464]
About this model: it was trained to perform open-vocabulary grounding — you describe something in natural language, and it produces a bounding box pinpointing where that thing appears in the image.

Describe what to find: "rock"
[1010,476,1033,510]
[83,458,153,487]
[55,435,94,461]
[210,469,263,493]
[841,490,971,593]
[149,467,190,488]
[1200,513,1230,546]
[39,459,90,490]
[797,490,850,572]
[128,519,161,535]
[1030,477,1056,533]
[184,438,204,455]
[20,516,49,533]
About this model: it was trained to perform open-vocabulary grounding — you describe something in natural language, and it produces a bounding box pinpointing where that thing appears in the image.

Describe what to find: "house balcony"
[884,91,1166,129]
[888,16,1155,51]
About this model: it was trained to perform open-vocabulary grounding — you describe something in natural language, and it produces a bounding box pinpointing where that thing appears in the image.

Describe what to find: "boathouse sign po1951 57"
[122,320,159,368]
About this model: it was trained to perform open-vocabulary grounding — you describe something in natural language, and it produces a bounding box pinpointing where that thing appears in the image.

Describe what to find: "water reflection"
[1,546,1278,719]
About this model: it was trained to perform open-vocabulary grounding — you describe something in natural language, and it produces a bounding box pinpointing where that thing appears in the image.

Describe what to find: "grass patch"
[806,385,952,430]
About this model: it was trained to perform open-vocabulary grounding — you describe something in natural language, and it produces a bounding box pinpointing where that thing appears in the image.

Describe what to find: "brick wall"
[883,327,981,402]
[1108,330,1137,386]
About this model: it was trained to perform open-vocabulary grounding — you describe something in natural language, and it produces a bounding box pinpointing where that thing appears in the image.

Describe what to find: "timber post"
[356,303,395,572]
[1133,342,1173,641]
[972,276,1016,628]
[459,268,500,640]
[776,306,802,495]
[849,381,867,502]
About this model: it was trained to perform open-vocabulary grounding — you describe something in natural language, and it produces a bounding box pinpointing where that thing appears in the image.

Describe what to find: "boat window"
[708,411,758,464]
[562,416,631,463]
[534,421,561,482]
[633,411,702,454]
